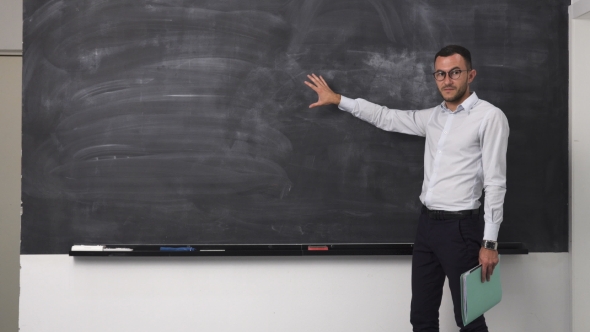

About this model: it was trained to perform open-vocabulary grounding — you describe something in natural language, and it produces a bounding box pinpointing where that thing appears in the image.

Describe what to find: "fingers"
[486,264,494,282]
[304,73,337,108]
[304,74,326,93]
[305,74,335,97]
[488,264,495,281]
[481,260,498,282]
[304,80,320,92]
[480,263,495,282]
[306,74,327,87]
[479,247,499,282]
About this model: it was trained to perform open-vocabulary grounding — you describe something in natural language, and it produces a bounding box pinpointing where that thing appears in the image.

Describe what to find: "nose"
[442,73,453,85]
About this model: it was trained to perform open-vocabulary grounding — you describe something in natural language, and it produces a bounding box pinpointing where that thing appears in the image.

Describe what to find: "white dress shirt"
[338,92,509,241]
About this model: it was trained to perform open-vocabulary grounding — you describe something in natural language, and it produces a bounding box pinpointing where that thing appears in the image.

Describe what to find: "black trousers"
[410,210,488,332]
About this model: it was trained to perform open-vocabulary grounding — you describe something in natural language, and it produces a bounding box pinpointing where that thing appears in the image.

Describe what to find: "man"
[304,45,508,332]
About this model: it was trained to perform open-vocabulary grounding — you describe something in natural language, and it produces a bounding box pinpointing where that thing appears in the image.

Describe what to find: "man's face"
[434,54,476,106]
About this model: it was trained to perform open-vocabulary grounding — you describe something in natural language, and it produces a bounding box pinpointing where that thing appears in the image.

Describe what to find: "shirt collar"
[440,92,479,114]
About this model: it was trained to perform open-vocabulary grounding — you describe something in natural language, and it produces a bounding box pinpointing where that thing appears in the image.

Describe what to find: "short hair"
[434,45,472,70]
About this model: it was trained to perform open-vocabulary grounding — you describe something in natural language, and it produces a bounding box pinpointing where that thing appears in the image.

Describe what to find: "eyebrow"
[435,66,462,72]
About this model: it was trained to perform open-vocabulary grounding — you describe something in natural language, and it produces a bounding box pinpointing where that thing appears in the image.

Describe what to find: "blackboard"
[21,0,569,254]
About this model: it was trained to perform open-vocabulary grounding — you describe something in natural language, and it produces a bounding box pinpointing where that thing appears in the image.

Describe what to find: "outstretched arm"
[305,73,430,137]
[304,74,341,108]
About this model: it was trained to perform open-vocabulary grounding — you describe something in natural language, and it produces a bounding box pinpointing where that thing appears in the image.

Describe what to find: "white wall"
[20,253,569,332]
[7,1,590,332]
[0,3,23,329]
[570,4,590,332]
[0,0,23,53]
[0,56,22,332]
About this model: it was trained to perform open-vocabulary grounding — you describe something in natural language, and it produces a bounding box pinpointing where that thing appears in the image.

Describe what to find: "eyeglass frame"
[432,68,471,81]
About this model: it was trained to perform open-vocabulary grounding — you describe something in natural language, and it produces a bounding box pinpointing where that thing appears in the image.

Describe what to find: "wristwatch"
[482,240,498,251]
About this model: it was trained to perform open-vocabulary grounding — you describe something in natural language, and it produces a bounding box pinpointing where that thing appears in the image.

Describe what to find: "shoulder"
[413,105,438,122]
[474,100,509,139]
[417,105,439,115]
[475,100,508,124]
[416,105,438,114]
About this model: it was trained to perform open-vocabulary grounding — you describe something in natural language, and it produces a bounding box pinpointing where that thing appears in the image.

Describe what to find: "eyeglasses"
[432,69,470,81]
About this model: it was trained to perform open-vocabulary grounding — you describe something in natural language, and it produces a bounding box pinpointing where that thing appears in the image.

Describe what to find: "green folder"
[460,259,502,326]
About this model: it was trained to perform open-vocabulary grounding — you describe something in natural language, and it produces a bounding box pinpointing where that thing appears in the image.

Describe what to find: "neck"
[445,90,471,112]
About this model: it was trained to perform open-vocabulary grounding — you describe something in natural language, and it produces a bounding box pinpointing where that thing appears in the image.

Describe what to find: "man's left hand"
[479,247,499,282]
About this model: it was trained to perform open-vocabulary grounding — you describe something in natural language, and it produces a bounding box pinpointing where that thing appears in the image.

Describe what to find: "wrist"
[333,94,341,105]
[482,240,498,251]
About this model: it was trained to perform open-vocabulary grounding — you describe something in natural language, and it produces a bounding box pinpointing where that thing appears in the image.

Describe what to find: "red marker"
[308,245,329,251]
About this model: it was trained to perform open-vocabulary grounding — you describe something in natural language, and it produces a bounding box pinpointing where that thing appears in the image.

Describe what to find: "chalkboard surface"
[21,0,569,254]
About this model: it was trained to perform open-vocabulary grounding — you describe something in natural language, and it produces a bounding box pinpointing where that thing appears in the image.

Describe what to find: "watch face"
[484,241,497,250]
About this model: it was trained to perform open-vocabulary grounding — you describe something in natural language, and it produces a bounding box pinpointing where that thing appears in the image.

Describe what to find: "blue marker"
[160,246,195,252]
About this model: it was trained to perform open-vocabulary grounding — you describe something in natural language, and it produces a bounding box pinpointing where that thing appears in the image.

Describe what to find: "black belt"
[422,205,480,220]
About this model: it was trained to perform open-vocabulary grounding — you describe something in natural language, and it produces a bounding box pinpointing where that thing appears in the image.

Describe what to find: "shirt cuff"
[483,222,500,242]
[338,95,356,112]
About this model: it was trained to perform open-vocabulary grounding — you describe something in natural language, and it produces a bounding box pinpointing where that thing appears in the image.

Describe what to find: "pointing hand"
[304,74,341,108]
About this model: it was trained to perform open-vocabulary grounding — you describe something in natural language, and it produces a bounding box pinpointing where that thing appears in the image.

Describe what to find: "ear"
[468,69,477,83]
